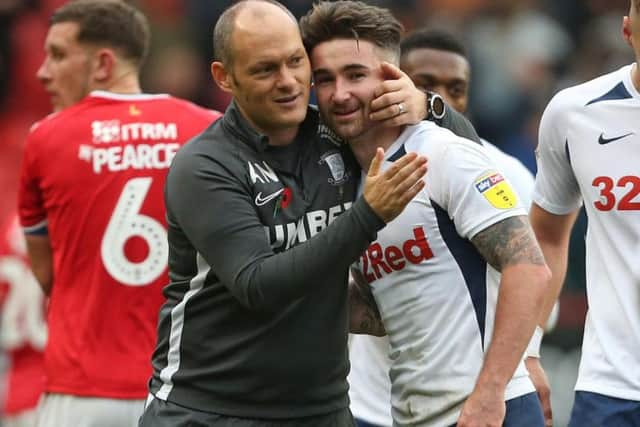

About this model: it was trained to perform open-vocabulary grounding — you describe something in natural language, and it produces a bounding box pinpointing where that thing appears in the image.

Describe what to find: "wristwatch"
[426,91,446,121]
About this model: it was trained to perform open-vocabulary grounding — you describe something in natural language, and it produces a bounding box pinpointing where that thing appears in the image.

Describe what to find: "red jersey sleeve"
[18,122,49,233]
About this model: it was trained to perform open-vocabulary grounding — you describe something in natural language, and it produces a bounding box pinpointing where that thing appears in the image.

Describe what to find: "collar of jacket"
[220,100,319,153]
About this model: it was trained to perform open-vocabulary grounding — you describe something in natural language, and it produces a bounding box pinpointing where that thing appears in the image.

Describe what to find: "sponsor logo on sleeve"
[474,172,518,209]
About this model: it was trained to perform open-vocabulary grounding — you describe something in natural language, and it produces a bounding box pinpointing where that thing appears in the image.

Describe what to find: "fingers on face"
[371,84,403,110]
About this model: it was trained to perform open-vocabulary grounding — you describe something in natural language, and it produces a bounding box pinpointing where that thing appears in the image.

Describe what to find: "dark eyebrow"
[247,60,275,73]
[414,72,467,85]
[341,64,369,72]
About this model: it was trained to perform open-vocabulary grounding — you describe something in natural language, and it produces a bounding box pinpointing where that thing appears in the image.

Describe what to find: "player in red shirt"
[0,214,46,427]
[17,2,221,426]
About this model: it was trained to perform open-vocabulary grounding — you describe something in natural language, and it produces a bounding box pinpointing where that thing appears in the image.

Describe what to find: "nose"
[331,77,351,103]
[36,56,51,83]
[276,64,297,89]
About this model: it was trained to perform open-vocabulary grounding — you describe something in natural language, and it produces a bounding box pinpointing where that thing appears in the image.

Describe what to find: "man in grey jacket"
[141,1,477,425]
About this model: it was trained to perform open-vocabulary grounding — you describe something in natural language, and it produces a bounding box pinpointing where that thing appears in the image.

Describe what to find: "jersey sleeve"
[532,92,583,214]
[481,140,535,210]
[166,145,385,312]
[18,129,48,234]
[501,155,534,210]
[428,136,527,240]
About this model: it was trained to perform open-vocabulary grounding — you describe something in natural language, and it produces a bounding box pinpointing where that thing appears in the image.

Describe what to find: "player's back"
[18,91,221,398]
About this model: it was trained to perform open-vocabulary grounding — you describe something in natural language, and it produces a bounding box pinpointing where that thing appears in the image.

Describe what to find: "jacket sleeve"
[166,148,384,312]
[433,105,482,143]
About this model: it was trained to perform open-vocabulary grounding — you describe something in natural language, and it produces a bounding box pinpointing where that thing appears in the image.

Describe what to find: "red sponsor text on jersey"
[361,227,434,283]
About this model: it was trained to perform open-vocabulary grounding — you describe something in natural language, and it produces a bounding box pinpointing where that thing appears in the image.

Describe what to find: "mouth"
[331,106,360,120]
[44,88,57,99]
[274,93,301,108]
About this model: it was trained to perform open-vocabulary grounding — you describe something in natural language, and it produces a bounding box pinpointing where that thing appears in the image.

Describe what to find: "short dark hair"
[299,0,404,62]
[51,0,150,67]
[400,28,467,60]
[213,0,296,66]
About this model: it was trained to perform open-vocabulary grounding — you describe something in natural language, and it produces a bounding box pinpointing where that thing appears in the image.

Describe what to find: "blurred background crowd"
[0,0,634,425]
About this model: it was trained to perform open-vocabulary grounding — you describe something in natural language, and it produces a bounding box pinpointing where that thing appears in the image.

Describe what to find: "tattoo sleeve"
[471,215,546,272]
[348,270,386,336]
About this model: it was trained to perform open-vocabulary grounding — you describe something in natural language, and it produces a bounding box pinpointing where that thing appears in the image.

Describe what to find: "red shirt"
[18,92,221,398]
[0,215,46,415]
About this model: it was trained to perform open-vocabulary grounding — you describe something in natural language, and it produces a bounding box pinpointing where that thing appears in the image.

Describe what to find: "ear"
[211,61,233,93]
[93,48,116,82]
[623,16,633,47]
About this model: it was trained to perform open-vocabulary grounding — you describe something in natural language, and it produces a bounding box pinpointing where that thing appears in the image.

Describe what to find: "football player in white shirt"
[347,28,555,427]
[531,1,640,425]
[300,2,550,426]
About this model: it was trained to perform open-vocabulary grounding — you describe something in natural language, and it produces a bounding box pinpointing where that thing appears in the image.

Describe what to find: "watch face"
[431,93,446,119]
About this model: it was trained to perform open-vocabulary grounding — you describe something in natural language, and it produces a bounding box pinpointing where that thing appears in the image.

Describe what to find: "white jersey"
[348,137,536,427]
[348,334,393,426]
[353,122,534,427]
[533,64,640,401]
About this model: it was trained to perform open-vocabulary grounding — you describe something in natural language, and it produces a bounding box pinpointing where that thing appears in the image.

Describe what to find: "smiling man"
[300,2,550,426]
[346,28,557,427]
[140,1,432,426]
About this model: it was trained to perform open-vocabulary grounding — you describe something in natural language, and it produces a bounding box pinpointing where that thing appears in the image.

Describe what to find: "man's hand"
[363,148,426,223]
[370,62,427,126]
[525,356,553,427]
[457,385,505,427]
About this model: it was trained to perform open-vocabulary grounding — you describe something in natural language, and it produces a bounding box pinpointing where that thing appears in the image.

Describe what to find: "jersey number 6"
[101,177,168,286]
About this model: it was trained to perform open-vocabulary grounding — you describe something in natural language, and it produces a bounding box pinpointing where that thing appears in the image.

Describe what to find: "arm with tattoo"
[348,269,386,336]
[471,215,546,271]
[457,215,551,427]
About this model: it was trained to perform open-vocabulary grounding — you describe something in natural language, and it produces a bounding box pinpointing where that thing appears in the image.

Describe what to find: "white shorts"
[36,393,145,427]
[3,407,38,427]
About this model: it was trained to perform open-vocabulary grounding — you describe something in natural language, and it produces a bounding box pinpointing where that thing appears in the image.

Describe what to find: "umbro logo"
[598,132,635,145]
[255,189,284,206]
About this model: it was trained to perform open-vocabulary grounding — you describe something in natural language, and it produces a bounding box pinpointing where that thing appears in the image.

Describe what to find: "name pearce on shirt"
[78,120,180,173]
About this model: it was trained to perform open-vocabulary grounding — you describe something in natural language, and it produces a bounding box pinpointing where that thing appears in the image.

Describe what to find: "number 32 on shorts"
[101,177,168,286]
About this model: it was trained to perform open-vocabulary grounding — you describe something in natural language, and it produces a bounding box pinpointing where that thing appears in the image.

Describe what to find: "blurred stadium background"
[0,0,633,425]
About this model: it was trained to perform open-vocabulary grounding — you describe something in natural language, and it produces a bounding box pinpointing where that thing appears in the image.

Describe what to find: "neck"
[350,125,405,172]
[264,127,299,146]
[632,62,640,92]
[96,68,142,94]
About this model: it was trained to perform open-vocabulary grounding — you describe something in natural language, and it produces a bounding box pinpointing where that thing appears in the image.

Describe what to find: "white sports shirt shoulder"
[481,139,534,209]
[533,64,640,401]
[353,122,533,427]
[348,136,536,426]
